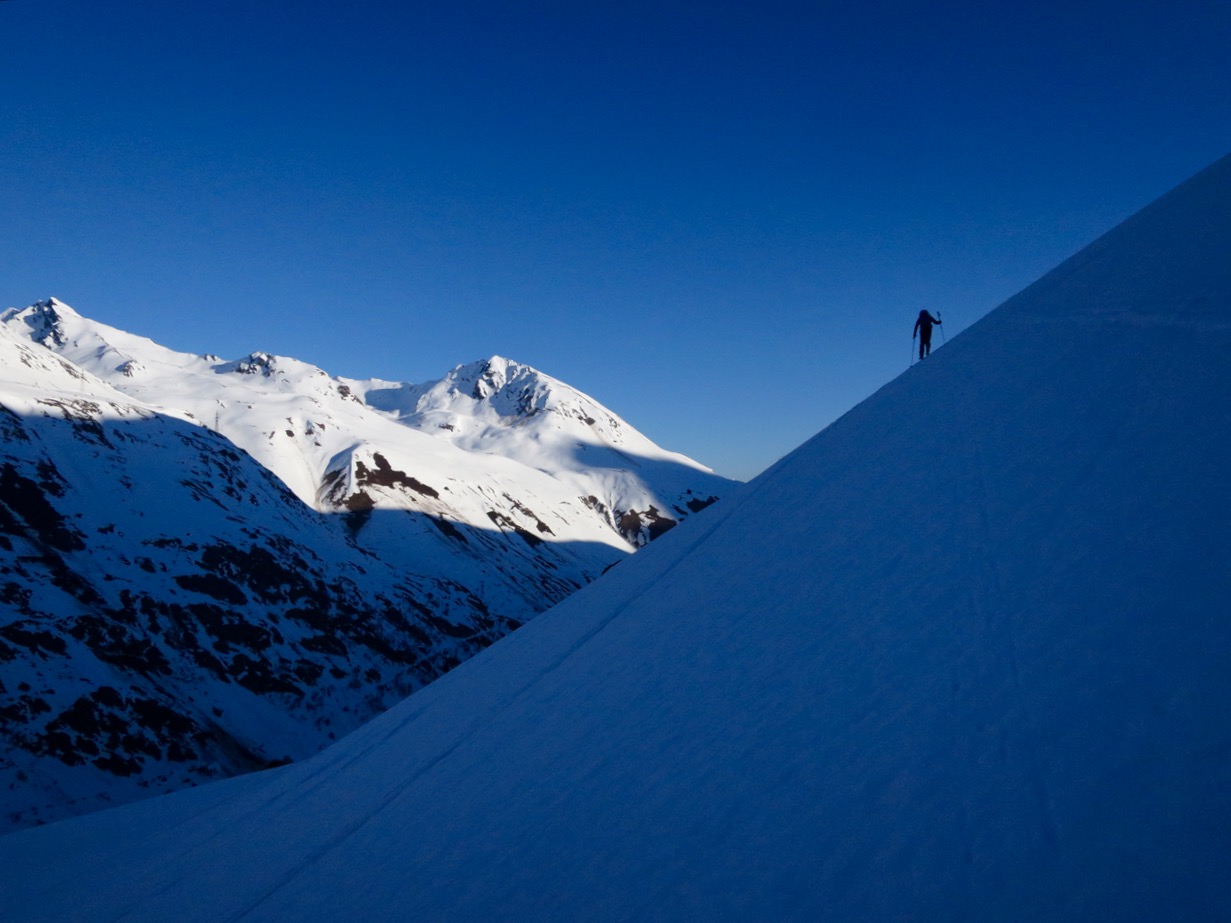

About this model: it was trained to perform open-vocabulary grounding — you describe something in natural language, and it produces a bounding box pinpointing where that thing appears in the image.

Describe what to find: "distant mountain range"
[0,300,734,830]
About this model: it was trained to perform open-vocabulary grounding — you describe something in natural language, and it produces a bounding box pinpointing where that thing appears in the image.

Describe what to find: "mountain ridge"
[1,299,727,547]
[0,305,734,830]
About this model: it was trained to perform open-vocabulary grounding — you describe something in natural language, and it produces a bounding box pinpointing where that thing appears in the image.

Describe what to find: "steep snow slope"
[3,152,1230,920]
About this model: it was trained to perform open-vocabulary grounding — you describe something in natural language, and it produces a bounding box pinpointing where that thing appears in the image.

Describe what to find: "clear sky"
[3,0,1229,480]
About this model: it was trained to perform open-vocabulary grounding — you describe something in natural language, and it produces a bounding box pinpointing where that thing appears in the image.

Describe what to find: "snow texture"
[2,151,1231,920]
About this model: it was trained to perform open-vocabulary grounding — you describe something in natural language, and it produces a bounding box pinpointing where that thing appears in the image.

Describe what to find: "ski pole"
[939,312,946,345]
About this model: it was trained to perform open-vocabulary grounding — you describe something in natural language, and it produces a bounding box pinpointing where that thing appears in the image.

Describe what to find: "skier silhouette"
[913,310,942,360]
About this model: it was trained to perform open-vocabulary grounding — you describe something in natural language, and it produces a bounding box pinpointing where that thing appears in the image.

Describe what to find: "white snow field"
[3,152,1230,920]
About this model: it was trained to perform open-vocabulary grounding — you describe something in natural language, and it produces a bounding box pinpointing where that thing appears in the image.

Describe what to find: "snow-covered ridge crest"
[0,300,731,550]
[350,354,710,474]
[408,355,634,443]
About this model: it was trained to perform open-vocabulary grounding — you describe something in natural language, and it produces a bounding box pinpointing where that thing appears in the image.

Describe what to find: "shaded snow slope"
[4,152,1231,920]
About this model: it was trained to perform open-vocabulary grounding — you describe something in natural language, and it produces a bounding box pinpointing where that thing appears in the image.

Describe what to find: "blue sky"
[3,0,1229,479]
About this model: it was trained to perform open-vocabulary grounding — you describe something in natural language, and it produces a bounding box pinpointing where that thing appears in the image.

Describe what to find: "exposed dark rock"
[429,516,468,544]
[68,615,172,676]
[197,542,315,605]
[38,399,113,447]
[0,405,31,443]
[301,633,348,657]
[685,494,720,514]
[354,453,440,499]
[174,573,249,606]
[0,463,86,553]
[226,653,303,696]
[618,506,678,546]
[0,621,68,657]
[505,496,554,535]
[345,491,374,512]
[0,694,52,725]
[188,603,273,652]
[486,510,543,548]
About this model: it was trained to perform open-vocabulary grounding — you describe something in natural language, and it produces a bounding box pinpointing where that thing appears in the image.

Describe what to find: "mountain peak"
[441,355,546,405]
[229,351,278,377]
[404,355,600,430]
[1,298,74,349]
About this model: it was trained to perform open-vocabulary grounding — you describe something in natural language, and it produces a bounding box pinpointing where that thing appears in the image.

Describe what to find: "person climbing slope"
[913,310,942,360]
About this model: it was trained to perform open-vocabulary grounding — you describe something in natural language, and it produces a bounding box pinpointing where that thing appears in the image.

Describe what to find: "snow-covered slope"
[344,356,722,545]
[4,151,1230,921]
[0,304,732,830]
